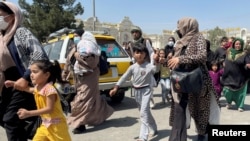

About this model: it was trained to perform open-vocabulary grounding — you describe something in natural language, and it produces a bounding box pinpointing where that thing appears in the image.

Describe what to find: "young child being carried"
[5,60,72,141]
[74,31,101,75]
[109,43,158,141]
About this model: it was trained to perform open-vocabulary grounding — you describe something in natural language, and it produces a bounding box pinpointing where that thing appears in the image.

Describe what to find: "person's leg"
[160,78,167,104]
[169,92,188,141]
[150,88,155,108]
[137,88,157,141]
[3,90,37,141]
[223,87,233,109]
[234,84,248,111]
[134,89,149,141]
[165,78,172,102]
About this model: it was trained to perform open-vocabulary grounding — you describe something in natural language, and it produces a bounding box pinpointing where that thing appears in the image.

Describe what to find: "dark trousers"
[169,93,188,141]
[0,87,36,141]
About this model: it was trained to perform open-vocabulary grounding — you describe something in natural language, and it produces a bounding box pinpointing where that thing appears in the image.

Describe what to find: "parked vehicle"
[43,28,132,103]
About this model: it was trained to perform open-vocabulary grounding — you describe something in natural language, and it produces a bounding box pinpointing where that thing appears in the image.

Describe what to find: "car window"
[97,39,128,58]
[65,39,74,58]
[43,40,64,60]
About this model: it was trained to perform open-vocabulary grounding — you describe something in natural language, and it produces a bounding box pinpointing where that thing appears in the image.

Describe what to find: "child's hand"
[109,88,117,97]
[4,80,15,88]
[17,108,30,119]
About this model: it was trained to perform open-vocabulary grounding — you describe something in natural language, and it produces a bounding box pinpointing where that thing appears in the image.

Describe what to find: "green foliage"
[18,0,84,42]
[207,26,227,51]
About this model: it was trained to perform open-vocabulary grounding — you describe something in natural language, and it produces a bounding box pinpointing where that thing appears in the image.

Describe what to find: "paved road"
[1,86,250,141]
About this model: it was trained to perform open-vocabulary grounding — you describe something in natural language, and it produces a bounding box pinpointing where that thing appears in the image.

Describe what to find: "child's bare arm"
[4,80,34,94]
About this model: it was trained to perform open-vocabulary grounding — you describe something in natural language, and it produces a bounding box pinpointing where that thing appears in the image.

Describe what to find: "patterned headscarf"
[0,1,22,94]
[174,17,199,57]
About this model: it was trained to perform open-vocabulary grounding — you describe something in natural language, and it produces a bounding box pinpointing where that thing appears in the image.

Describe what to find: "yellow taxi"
[43,28,132,103]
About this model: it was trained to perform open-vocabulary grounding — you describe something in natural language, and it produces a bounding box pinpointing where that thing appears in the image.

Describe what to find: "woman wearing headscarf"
[222,38,250,112]
[0,1,48,141]
[66,31,114,134]
[168,17,220,141]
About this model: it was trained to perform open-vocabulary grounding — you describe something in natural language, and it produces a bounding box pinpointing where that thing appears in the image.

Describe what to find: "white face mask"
[0,15,10,30]
[167,41,174,46]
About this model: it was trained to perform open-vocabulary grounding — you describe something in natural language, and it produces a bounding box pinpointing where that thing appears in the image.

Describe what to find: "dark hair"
[210,60,219,67]
[31,60,64,84]
[206,39,210,50]
[74,29,85,36]
[168,36,176,43]
[220,36,228,43]
[0,2,14,14]
[132,43,149,58]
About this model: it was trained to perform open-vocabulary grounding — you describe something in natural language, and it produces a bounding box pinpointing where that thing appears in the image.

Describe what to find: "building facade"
[81,17,250,48]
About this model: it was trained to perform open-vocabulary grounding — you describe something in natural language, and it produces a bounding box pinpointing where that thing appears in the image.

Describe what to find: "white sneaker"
[238,108,244,112]
[150,103,155,109]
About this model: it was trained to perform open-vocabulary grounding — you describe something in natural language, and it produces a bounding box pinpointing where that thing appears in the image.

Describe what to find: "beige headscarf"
[0,1,23,94]
[174,17,199,57]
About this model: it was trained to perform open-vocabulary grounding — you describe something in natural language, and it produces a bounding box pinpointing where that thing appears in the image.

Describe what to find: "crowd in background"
[0,1,250,141]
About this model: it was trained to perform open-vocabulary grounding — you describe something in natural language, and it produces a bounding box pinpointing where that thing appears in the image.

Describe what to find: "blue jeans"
[160,77,171,103]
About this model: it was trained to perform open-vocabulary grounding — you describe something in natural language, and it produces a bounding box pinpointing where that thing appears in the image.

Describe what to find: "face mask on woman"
[73,36,81,44]
[167,41,174,46]
[0,15,10,30]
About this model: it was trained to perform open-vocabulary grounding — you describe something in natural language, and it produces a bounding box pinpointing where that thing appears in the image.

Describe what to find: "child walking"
[5,60,71,141]
[110,43,158,141]
[158,49,172,104]
[208,60,224,99]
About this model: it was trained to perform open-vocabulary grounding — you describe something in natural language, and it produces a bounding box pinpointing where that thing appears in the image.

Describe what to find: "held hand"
[246,63,250,69]
[74,52,79,58]
[159,57,166,64]
[168,57,180,69]
[109,89,117,97]
[4,80,15,88]
[153,53,159,61]
[14,78,29,91]
[17,108,30,119]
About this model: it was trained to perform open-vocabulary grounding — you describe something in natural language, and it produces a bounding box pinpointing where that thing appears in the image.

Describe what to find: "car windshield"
[43,40,64,60]
[43,37,128,60]
[96,39,128,58]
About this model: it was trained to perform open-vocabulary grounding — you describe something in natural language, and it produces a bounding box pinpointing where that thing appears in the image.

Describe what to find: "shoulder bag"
[170,40,203,94]
[171,67,203,94]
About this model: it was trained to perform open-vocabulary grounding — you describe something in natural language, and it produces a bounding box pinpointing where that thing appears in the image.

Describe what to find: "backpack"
[99,51,110,75]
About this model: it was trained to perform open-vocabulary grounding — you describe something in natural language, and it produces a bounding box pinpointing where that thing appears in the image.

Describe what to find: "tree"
[18,0,84,42]
[207,26,227,51]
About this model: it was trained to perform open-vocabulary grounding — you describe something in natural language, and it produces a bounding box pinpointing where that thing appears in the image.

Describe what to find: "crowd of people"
[0,1,250,141]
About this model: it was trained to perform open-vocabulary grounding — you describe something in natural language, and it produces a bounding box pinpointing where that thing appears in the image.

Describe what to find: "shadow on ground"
[86,116,138,132]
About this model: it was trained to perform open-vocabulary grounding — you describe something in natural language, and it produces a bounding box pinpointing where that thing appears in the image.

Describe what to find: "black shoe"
[72,125,86,134]
[197,134,205,141]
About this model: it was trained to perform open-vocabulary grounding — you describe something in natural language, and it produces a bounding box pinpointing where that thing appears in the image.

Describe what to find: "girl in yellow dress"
[5,60,71,141]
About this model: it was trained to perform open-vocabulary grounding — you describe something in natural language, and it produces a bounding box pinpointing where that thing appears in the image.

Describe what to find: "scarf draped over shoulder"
[0,1,23,94]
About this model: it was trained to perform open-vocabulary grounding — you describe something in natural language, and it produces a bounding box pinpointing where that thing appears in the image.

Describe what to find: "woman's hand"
[168,57,180,69]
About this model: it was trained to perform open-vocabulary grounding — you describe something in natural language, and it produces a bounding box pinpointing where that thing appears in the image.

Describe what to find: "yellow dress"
[33,83,71,141]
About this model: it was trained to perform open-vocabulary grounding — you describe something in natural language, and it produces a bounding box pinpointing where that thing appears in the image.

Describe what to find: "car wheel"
[110,89,125,103]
